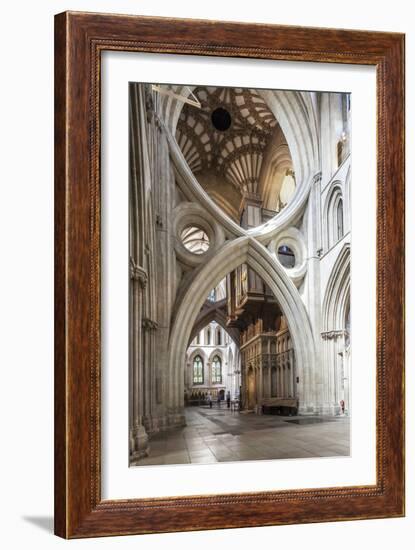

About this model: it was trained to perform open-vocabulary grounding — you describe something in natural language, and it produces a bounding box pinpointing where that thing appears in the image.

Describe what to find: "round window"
[181,226,210,255]
[277,245,296,268]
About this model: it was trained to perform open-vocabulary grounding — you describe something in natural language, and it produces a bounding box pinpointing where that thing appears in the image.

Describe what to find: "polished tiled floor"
[134,406,350,466]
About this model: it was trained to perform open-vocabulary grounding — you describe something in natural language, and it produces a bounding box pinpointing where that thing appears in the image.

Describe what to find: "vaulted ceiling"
[176,87,279,191]
[172,86,295,223]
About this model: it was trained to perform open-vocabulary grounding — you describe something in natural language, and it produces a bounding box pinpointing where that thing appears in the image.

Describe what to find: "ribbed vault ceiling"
[175,86,279,195]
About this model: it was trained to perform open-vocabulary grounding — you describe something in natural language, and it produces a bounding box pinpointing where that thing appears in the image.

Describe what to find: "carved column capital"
[321,329,346,340]
[142,318,159,331]
[130,258,148,288]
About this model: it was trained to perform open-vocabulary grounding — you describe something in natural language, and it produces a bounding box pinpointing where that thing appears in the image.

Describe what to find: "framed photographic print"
[54,11,405,538]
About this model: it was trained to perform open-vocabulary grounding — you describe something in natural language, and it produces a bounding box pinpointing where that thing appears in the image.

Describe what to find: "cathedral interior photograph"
[129,82,351,467]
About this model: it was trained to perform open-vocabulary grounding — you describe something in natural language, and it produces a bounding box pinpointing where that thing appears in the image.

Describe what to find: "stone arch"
[167,236,316,417]
[187,347,208,364]
[323,181,344,251]
[188,303,239,346]
[344,164,351,234]
[160,87,317,185]
[258,89,318,186]
[322,243,350,331]
[250,89,319,243]
[208,347,224,363]
[321,243,350,414]
[258,126,293,211]
[162,88,319,244]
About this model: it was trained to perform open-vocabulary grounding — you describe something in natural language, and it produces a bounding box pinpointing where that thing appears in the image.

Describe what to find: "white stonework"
[129,83,351,462]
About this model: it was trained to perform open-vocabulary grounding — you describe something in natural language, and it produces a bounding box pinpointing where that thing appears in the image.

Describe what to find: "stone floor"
[134,405,350,466]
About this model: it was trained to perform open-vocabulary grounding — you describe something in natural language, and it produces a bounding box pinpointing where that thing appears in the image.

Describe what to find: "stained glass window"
[212,355,222,384]
[193,355,203,384]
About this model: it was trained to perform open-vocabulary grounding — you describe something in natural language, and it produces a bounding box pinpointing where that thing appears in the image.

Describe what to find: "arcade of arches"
[129,82,351,465]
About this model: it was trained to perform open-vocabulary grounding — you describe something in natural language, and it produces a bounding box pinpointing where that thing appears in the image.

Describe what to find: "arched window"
[212,356,222,384]
[207,328,211,345]
[196,332,200,345]
[216,328,222,346]
[337,199,344,241]
[193,356,204,384]
[345,304,351,347]
[326,186,345,249]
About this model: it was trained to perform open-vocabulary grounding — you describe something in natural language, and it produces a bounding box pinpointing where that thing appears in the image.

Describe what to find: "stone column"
[321,330,343,415]
[299,171,323,414]
[129,260,150,462]
[142,316,159,431]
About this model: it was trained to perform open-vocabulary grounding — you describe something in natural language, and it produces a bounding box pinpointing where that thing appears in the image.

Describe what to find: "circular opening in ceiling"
[211,107,232,132]
[181,226,210,255]
[277,245,296,268]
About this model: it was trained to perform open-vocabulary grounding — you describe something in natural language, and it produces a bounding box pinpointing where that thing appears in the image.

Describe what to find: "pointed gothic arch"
[167,236,317,417]
[208,347,225,363]
[322,243,351,331]
[187,347,208,364]
[323,182,344,250]
[321,243,351,414]
[162,87,319,245]
[188,303,239,347]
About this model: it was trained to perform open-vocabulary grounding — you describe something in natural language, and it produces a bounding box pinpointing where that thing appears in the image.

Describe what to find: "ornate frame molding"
[55,11,405,538]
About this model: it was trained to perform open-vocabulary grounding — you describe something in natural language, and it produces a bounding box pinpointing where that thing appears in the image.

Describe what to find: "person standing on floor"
[207,392,212,409]
[226,391,231,409]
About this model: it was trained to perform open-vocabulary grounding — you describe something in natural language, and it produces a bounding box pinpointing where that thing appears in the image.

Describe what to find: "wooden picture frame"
[54,11,405,538]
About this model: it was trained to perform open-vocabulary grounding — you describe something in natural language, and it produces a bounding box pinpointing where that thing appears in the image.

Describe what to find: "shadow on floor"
[22,516,54,533]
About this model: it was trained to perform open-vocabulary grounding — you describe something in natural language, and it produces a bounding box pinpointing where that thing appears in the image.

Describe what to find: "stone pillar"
[321,330,343,415]
[142,316,159,432]
[129,260,150,462]
[299,171,323,414]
